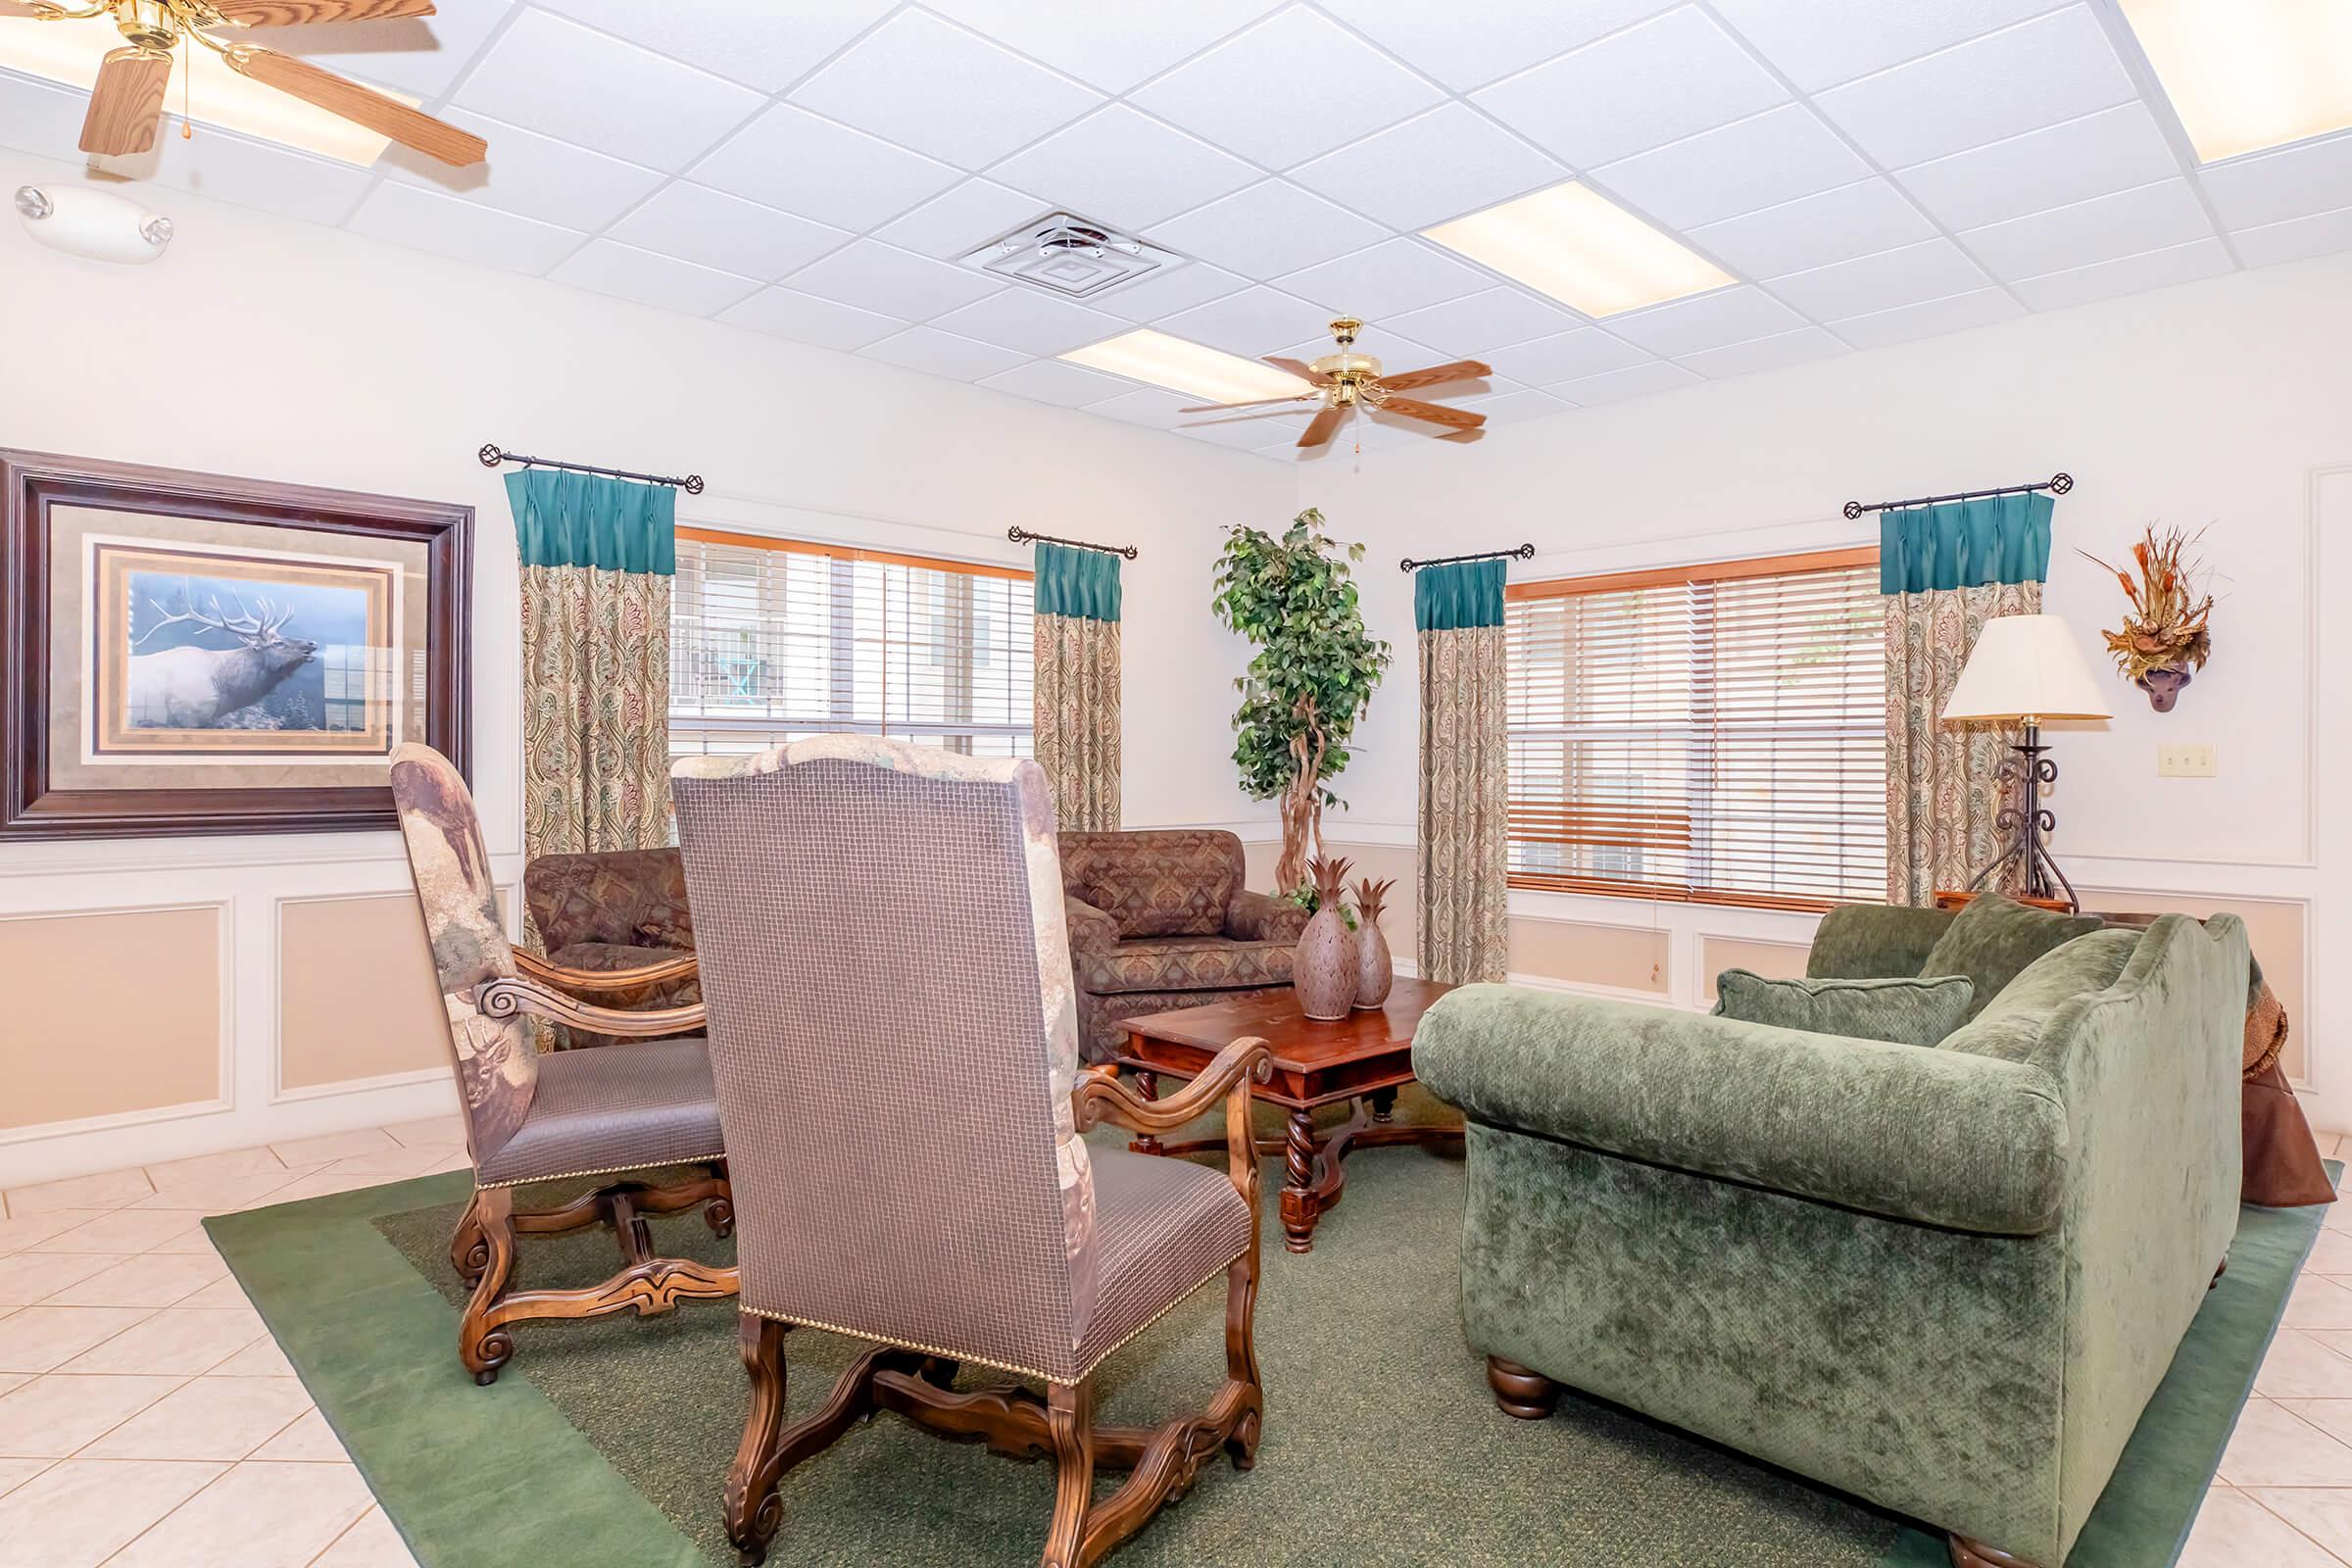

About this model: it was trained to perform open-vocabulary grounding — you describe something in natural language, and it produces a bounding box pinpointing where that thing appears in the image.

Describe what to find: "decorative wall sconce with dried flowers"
[2079,524,2214,711]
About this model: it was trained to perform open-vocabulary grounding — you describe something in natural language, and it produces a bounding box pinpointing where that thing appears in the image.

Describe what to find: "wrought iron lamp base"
[1964,722,2080,911]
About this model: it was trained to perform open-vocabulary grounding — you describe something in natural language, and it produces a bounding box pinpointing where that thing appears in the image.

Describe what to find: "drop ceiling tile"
[1157,286,1330,358]
[1273,238,1491,319]
[2010,237,2234,311]
[1676,325,1846,378]
[548,239,761,317]
[717,287,907,351]
[1086,388,1200,425]
[2202,133,2352,231]
[1290,104,1568,232]
[1812,7,2134,172]
[1895,103,2182,233]
[1605,287,1805,357]
[873,180,1046,260]
[1499,328,1655,384]
[1457,386,1576,422]
[1593,104,1868,231]
[988,106,1259,232]
[788,11,1105,171]
[1768,239,1989,319]
[1316,0,1679,94]
[1959,179,2212,282]
[1549,361,1703,406]
[1087,262,1253,322]
[530,0,899,93]
[784,238,1004,319]
[267,3,514,98]
[926,291,1129,356]
[1386,288,1588,356]
[1471,9,1787,170]
[1828,287,2025,350]
[858,326,1027,379]
[606,184,852,282]
[345,179,583,273]
[383,111,665,232]
[2228,205,2352,270]
[921,0,1288,94]
[1707,0,2075,93]
[693,105,962,232]
[453,9,766,172]
[1148,181,1390,280]
[1687,178,1937,279]
[977,359,1139,408]
[1129,9,1445,169]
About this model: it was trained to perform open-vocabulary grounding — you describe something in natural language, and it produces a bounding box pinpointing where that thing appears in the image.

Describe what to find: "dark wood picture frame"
[1,449,471,842]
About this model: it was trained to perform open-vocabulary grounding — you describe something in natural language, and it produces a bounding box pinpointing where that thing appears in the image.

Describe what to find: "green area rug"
[208,1098,2329,1568]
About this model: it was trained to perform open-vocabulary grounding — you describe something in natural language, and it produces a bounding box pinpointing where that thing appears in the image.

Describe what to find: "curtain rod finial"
[477,444,504,469]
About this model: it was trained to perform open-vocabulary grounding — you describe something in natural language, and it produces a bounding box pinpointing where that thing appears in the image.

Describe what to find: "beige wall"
[0,906,223,1132]
[1700,937,1813,1002]
[277,894,458,1093]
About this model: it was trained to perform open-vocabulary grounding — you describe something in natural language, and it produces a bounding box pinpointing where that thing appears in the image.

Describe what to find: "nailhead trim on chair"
[478,1151,728,1190]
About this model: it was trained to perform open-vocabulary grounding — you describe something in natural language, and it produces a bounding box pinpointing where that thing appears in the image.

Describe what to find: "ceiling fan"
[1183,317,1493,448]
[0,0,486,166]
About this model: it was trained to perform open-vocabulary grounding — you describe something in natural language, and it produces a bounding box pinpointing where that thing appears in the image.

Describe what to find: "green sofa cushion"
[1807,903,1955,980]
[1714,970,1975,1047]
[1919,893,2103,1021]
[1942,927,2141,1069]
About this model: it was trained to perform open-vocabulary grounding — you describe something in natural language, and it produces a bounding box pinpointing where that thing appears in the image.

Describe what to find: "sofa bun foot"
[1485,1356,1560,1420]
[1949,1535,2044,1567]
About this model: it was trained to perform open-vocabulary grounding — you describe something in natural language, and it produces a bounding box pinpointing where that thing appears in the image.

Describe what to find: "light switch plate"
[2157,743,2216,777]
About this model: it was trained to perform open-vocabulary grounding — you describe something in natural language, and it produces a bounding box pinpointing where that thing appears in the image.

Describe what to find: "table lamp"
[1940,612,2112,910]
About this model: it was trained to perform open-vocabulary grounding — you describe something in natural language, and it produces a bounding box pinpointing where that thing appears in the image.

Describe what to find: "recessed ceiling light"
[0,19,403,167]
[2118,0,2352,162]
[1060,329,1311,406]
[1421,182,1734,318]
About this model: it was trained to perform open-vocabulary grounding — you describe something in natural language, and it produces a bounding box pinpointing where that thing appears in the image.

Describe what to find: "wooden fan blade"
[1263,355,1332,386]
[1380,396,1487,433]
[1177,393,1314,414]
[79,48,172,157]
[209,0,437,23]
[1376,359,1492,394]
[1298,406,1347,448]
[225,46,485,165]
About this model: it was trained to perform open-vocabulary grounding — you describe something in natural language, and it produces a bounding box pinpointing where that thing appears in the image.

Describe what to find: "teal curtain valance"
[1034,541,1122,621]
[1415,558,1507,632]
[1879,492,2052,595]
[506,468,676,575]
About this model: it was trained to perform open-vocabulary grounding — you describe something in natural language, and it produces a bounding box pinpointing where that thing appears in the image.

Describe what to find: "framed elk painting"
[1,450,470,841]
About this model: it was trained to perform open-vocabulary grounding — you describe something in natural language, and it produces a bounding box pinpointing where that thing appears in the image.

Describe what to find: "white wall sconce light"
[14,184,173,265]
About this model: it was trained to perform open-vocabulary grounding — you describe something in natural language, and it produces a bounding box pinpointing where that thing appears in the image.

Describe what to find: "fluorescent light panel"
[1422,181,1734,318]
[0,19,400,166]
[2119,0,2352,162]
[1061,329,1311,405]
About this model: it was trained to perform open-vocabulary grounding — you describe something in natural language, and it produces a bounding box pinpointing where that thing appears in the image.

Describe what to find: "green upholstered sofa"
[1412,904,2248,1568]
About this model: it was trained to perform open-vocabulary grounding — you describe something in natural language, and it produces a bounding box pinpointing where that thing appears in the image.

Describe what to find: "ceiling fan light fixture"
[1422,181,1734,318]
[1060,329,1314,406]
[2116,0,2352,161]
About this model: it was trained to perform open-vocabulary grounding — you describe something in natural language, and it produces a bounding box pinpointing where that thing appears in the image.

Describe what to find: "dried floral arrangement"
[2079,524,2214,710]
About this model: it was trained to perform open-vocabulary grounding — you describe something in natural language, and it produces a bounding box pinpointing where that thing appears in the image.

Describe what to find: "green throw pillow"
[1712,970,1977,1047]
[1918,893,2104,1021]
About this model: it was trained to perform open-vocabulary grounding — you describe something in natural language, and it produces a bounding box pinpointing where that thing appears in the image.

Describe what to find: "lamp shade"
[1941,613,2112,723]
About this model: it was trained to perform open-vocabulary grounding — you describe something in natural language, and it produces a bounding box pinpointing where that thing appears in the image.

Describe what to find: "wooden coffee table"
[1115,977,1462,1253]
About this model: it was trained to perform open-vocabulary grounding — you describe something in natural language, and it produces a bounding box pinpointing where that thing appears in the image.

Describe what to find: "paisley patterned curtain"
[508,468,676,938]
[1416,558,1509,984]
[1883,493,2053,906]
[1032,541,1121,832]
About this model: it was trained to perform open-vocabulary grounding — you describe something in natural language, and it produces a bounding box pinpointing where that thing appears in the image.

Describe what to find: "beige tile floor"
[2,1119,2349,1565]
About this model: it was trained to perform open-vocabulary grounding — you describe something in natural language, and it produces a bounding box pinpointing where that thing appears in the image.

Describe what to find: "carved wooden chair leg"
[726,1315,791,1567]
[458,1187,519,1386]
[1041,1377,1098,1568]
[1223,1250,1263,1469]
[705,1161,735,1239]
[1486,1355,1560,1420]
[448,1193,491,1291]
[1948,1535,2045,1567]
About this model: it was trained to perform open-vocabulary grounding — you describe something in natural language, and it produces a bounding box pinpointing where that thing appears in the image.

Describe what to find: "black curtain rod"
[1399,543,1535,573]
[478,444,706,496]
[1007,525,1138,561]
[1842,471,2072,520]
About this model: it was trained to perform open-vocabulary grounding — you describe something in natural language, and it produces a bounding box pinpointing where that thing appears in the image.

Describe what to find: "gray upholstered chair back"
[671,738,1102,1381]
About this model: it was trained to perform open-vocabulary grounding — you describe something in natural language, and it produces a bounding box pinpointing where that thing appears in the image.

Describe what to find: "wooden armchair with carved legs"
[671,737,1273,1568]
[389,744,738,1386]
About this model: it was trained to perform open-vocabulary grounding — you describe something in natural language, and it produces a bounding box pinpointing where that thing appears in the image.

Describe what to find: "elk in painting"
[128,587,318,728]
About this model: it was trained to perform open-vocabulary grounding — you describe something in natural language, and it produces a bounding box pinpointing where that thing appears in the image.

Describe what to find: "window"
[1505,549,1884,910]
[668,529,1033,761]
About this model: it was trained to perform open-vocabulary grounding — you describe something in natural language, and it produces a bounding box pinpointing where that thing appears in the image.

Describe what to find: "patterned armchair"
[1059,829,1308,1062]
[523,847,699,1048]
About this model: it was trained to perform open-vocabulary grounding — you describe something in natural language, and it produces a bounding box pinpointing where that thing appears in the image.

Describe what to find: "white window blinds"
[1504,549,1885,910]
[668,530,1034,760]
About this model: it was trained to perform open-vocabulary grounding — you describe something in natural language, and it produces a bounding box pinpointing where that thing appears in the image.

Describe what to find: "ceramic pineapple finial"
[1350,876,1396,1011]
[1296,855,1359,1020]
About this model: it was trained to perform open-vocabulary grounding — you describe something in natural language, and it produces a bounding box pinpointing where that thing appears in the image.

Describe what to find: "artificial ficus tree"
[1211,509,1393,894]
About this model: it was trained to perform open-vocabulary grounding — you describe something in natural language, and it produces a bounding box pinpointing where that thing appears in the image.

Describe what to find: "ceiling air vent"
[959,212,1184,300]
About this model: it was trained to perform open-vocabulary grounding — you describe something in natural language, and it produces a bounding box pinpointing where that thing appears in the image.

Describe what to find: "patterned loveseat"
[1060,829,1307,1062]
